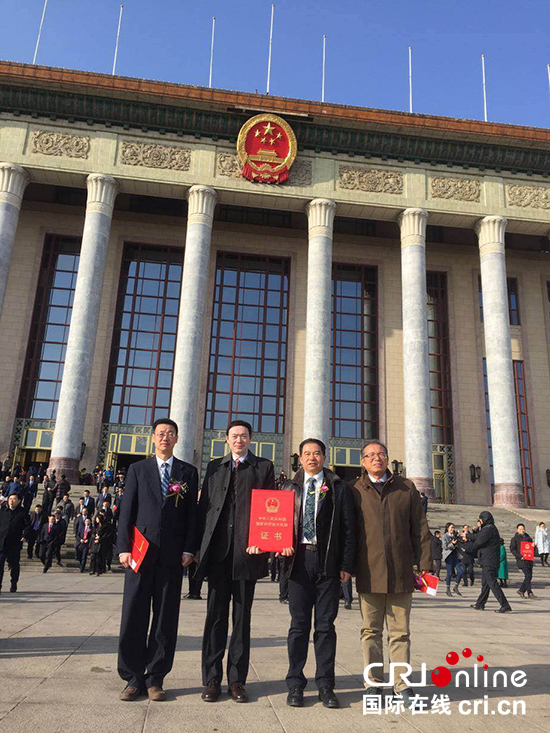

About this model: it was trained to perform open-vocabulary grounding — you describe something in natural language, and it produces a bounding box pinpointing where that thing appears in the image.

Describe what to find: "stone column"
[0,163,30,316]
[398,208,435,499]
[303,198,336,450]
[170,185,217,464]
[476,216,524,507]
[49,174,119,482]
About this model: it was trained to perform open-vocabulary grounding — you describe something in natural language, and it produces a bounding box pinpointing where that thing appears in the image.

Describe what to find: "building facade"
[1,61,550,508]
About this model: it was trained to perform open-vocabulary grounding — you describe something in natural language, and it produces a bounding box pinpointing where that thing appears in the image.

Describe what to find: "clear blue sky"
[1,0,549,128]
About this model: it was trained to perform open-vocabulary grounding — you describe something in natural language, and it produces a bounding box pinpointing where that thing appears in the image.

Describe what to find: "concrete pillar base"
[48,457,80,485]
[408,476,436,501]
[493,483,526,508]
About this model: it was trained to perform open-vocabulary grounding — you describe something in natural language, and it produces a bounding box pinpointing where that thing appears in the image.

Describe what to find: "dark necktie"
[303,477,317,542]
[161,463,170,499]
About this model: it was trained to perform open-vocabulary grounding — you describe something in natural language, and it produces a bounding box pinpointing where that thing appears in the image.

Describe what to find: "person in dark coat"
[467,511,512,613]
[89,514,110,576]
[510,524,536,598]
[117,418,198,703]
[54,475,71,501]
[0,493,30,592]
[75,516,93,572]
[24,504,46,559]
[39,512,65,571]
[459,525,475,586]
[431,530,443,578]
[196,420,275,704]
[82,489,96,515]
[279,438,356,709]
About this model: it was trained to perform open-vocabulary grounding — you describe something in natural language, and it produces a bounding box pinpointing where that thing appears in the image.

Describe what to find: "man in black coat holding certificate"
[195,420,275,704]
[279,438,356,710]
[117,418,198,702]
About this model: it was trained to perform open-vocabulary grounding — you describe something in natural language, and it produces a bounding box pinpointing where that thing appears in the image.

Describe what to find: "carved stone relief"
[507,184,550,209]
[430,176,481,202]
[32,130,90,159]
[339,166,403,194]
[120,141,191,171]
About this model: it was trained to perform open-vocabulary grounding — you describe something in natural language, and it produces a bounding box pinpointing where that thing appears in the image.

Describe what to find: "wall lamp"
[469,464,481,483]
[391,460,404,476]
[291,453,300,473]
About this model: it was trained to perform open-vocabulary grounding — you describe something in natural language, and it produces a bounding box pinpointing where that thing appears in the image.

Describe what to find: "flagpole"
[321,35,327,102]
[112,5,124,75]
[481,53,488,122]
[547,64,550,102]
[32,0,49,65]
[209,16,215,88]
[408,46,413,113]
[266,4,274,94]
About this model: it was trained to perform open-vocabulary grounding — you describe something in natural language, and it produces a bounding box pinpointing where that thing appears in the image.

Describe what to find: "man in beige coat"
[351,440,432,709]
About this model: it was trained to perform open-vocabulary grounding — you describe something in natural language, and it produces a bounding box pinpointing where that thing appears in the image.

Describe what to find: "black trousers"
[76,544,89,571]
[187,562,203,597]
[27,530,41,559]
[40,542,57,570]
[433,559,442,578]
[286,545,340,691]
[475,565,510,609]
[279,570,289,601]
[201,553,256,685]
[519,563,533,594]
[0,547,21,588]
[341,578,353,603]
[461,559,475,585]
[118,560,184,689]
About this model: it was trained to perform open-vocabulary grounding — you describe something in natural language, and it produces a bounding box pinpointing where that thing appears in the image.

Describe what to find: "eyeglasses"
[155,431,176,439]
[362,452,387,460]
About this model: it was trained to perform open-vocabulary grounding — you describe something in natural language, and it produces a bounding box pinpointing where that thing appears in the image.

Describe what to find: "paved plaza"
[1,505,549,733]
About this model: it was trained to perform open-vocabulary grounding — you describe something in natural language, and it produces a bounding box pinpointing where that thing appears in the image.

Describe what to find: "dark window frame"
[478,276,521,325]
[427,272,453,445]
[330,263,378,440]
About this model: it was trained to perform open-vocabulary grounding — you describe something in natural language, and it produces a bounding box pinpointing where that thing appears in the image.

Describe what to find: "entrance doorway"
[18,449,50,470]
[333,465,362,483]
[113,453,145,474]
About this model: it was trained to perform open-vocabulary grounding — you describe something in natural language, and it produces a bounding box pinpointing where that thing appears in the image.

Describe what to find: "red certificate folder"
[248,489,295,553]
[129,526,149,572]
[520,541,534,561]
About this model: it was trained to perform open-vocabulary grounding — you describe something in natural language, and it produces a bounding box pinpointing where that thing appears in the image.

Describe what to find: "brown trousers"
[358,592,412,693]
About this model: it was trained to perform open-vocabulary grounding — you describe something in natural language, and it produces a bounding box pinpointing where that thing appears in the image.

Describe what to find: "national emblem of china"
[237,113,297,184]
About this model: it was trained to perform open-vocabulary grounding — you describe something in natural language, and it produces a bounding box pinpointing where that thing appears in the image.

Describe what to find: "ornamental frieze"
[217,153,312,186]
[120,141,191,171]
[430,176,481,202]
[32,130,90,159]
[507,184,550,209]
[339,166,403,194]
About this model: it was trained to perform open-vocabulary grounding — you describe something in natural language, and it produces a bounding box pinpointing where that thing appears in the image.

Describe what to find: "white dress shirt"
[156,454,174,479]
[368,471,389,484]
[301,470,324,545]
[231,451,248,467]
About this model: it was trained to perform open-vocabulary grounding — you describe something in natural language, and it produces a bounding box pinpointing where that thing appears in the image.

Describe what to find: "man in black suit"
[117,418,198,702]
[279,438,356,709]
[38,514,64,572]
[196,420,275,704]
[0,493,30,592]
[97,484,112,508]
[82,489,96,515]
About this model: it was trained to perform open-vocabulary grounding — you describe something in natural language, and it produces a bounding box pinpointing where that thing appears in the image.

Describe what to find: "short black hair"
[516,523,525,529]
[226,420,253,438]
[361,439,388,459]
[84,489,90,494]
[152,418,179,435]
[299,438,326,456]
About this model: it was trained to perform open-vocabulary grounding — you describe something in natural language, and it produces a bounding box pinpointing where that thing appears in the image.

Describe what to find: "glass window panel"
[39,431,53,448]
[260,444,275,461]
[205,253,289,433]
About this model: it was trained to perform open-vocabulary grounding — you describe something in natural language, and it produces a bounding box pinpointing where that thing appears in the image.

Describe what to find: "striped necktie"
[161,463,170,500]
[303,477,317,542]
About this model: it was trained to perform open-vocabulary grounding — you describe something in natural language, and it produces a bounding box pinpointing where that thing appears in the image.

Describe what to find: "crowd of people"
[0,462,126,591]
[430,514,549,608]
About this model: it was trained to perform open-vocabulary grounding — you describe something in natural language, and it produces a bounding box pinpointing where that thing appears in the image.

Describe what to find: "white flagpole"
[33,0,49,65]
[209,16,215,88]
[481,53,488,122]
[266,4,274,94]
[547,64,550,102]
[112,5,124,76]
[408,46,413,113]
[322,34,327,102]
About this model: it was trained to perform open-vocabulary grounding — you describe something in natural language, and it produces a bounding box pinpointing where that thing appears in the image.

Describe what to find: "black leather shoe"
[470,604,484,610]
[318,687,339,708]
[495,606,512,613]
[228,682,249,703]
[286,687,304,707]
[201,679,221,702]
[279,598,289,604]
[344,602,352,610]
[9,583,17,593]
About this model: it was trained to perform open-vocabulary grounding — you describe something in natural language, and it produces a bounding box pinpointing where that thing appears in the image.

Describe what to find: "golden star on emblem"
[263,122,275,136]
[269,138,276,145]
[255,129,261,137]
[261,137,267,143]
[276,132,282,139]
